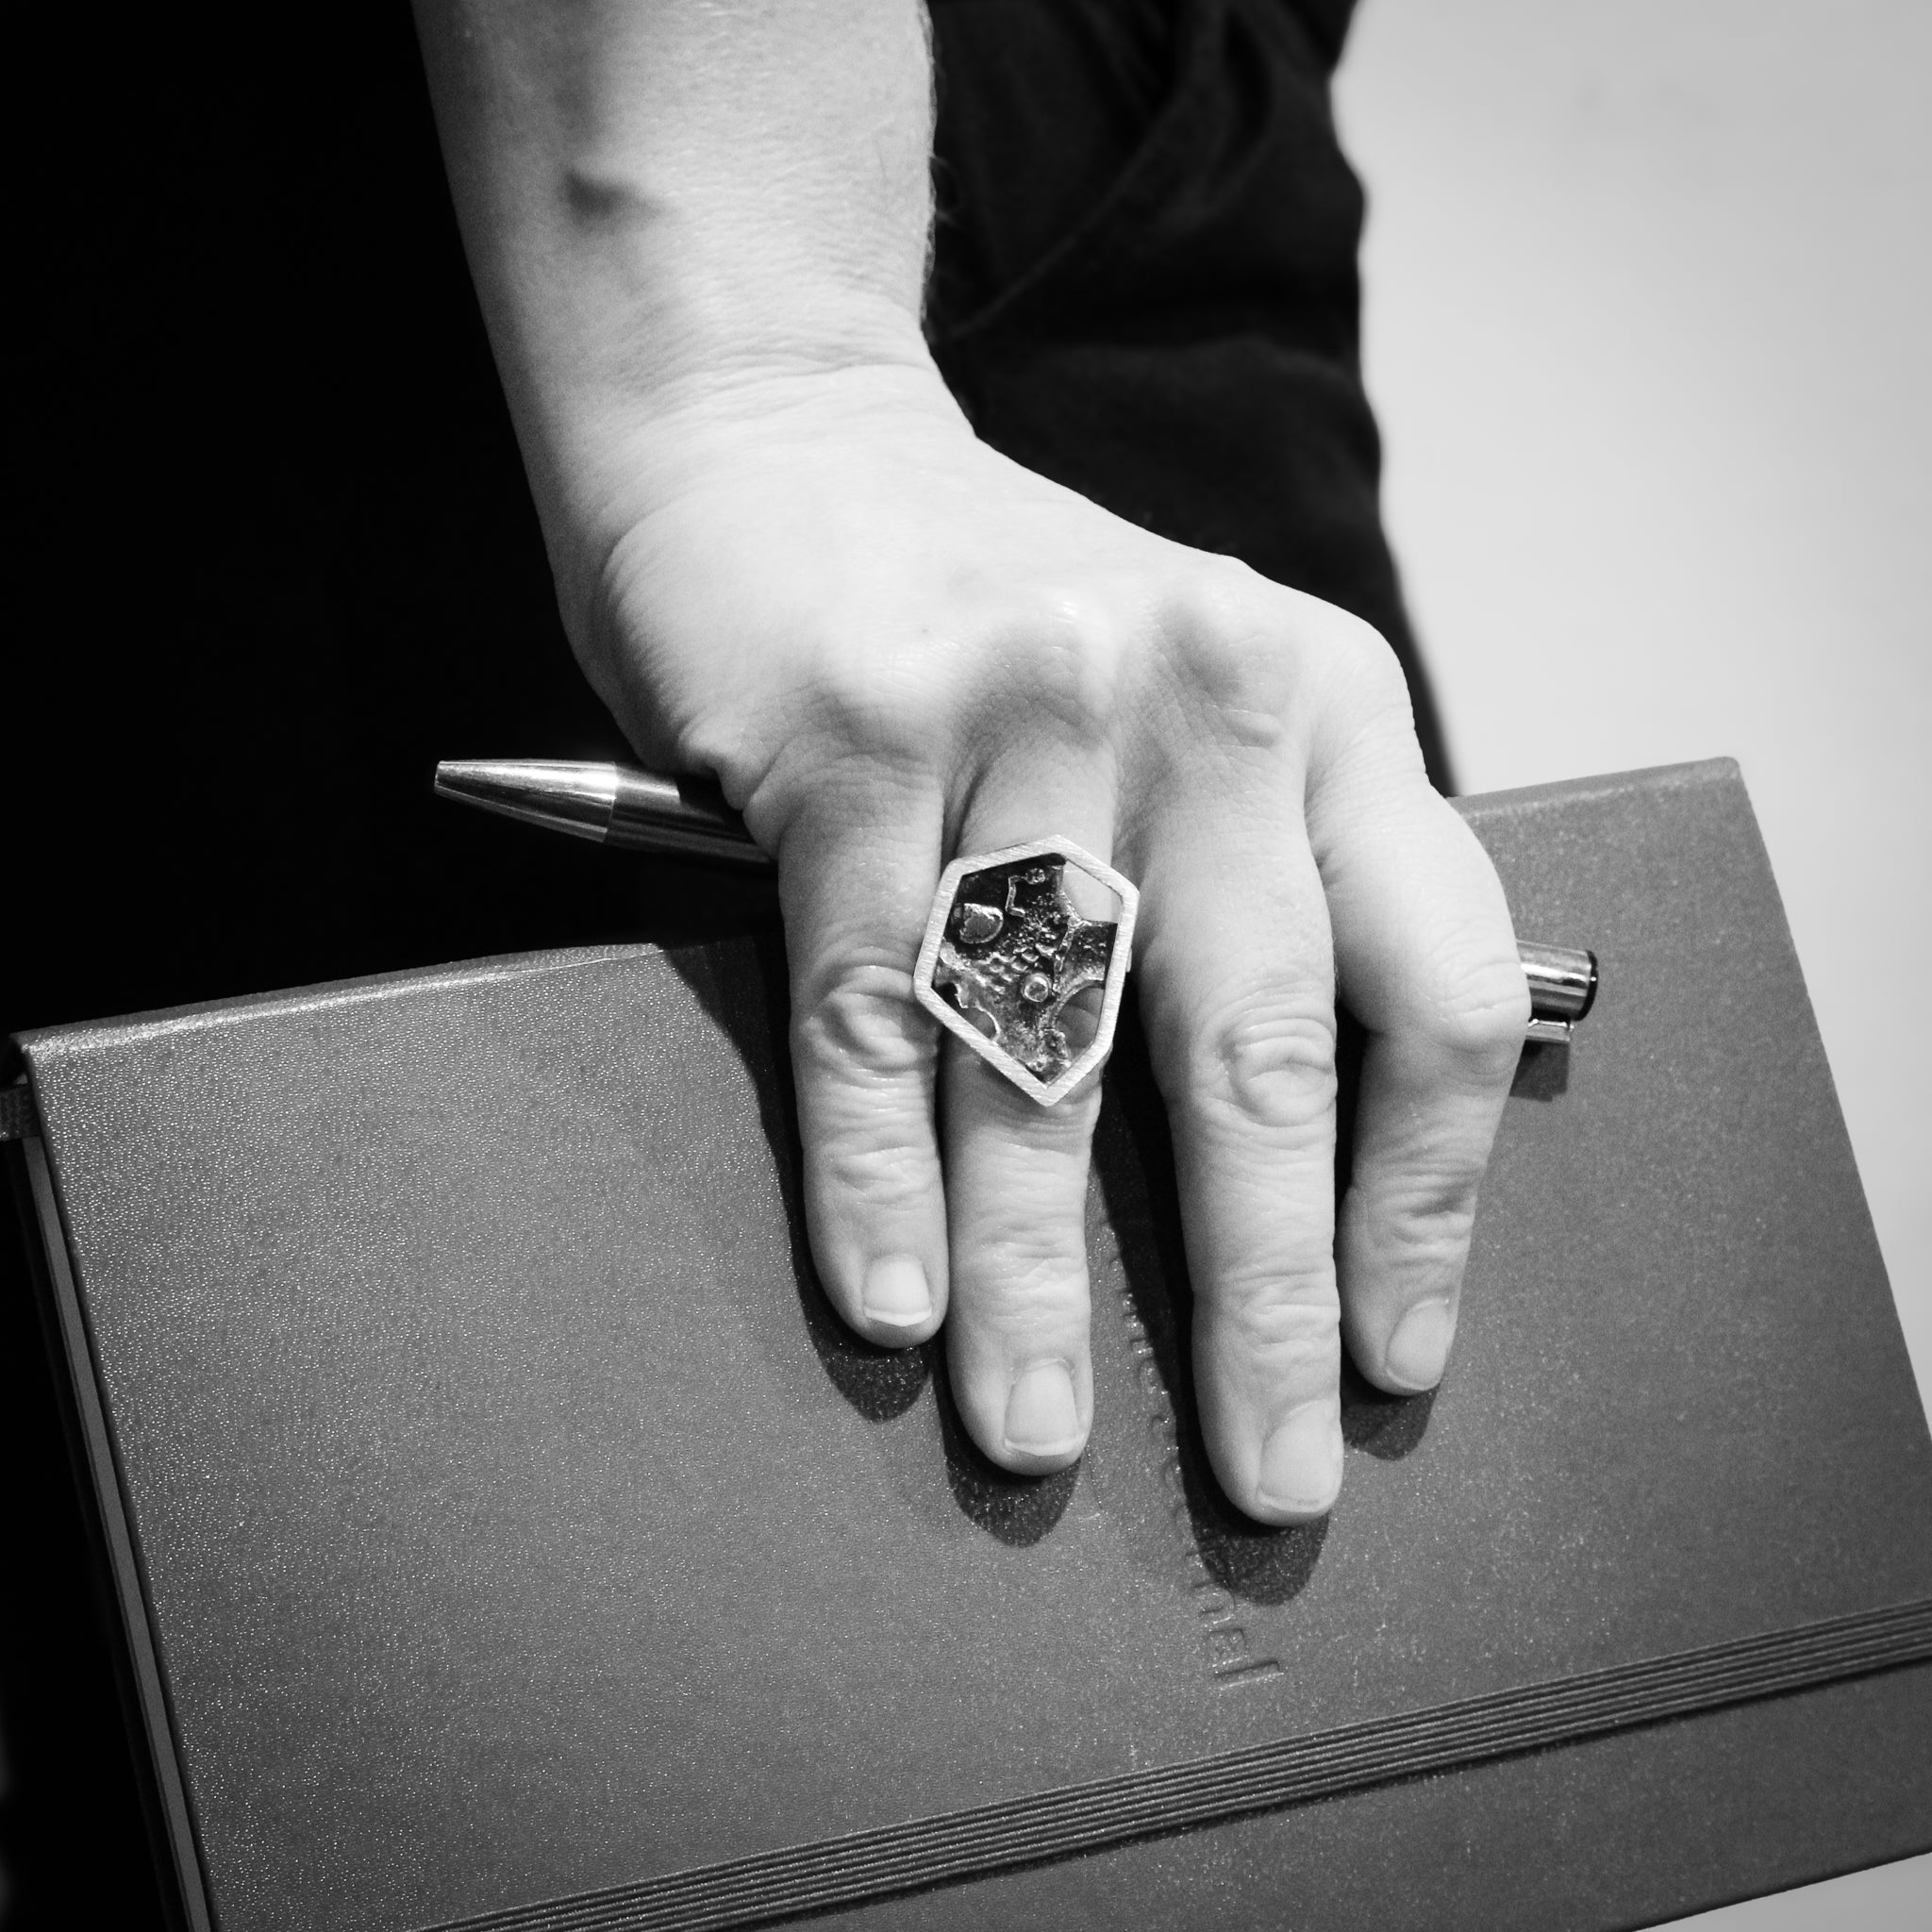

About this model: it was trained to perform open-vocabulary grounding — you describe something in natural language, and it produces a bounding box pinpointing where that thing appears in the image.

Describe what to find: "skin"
[411,0,1529,1524]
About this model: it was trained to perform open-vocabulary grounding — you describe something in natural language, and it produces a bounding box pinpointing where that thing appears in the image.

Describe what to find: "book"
[9,758,1931,1932]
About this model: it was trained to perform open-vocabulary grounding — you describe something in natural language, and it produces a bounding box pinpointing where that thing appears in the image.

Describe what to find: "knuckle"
[1372,1172,1481,1264]
[1031,598,1129,726]
[1417,948,1533,1072]
[1214,1274,1342,1381]
[1307,601,1402,690]
[1395,1208,1477,1282]
[813,1129,937,1214]
[1301,610,1417,746]
[1332,612,1408,696]
[969,1243,1091,1323]
[795,958,930,1084]
[1148,572,1412,759]
[794,642,951,768]
[1160,578,1297,724]
[967,594,1127,750]
[1194,995,1339,1138]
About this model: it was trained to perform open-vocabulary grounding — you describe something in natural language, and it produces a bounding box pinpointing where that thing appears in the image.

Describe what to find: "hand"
[564,359,1529,1521]
[412,0,1526,1521]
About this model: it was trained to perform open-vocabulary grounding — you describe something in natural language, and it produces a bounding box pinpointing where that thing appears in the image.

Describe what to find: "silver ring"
[912,837,1140,1106]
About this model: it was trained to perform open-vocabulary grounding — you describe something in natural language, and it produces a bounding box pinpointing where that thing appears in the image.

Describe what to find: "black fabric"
[6,4,1433,1922]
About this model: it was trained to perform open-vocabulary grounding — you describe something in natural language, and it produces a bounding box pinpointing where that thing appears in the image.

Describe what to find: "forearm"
[410,0,940,573]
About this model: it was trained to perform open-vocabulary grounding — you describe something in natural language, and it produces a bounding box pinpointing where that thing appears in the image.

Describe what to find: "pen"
[434,758,1598,1042]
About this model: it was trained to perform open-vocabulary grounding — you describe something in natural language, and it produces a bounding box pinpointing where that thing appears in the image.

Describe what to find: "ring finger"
[931,769,1124,1473]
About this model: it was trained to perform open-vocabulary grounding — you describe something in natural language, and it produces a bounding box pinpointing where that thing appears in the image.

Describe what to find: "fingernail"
[1384,1298,1456,1392]
[1256,1406,1342,1518]
[861,1254,932,1332]
[1003,1359,1083,1458]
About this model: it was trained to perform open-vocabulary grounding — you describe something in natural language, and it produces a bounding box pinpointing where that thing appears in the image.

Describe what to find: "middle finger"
[1135,773,1345,1525]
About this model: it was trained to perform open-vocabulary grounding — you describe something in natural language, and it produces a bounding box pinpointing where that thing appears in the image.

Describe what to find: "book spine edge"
[8,1133,215,1932]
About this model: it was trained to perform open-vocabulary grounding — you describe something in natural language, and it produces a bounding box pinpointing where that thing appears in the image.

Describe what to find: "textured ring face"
[912,838,1140,1106]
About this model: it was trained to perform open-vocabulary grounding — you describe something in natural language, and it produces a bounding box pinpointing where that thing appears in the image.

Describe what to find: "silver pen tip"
[432,759,619,841]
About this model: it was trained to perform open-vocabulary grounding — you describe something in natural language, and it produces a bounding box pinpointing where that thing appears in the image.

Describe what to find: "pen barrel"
[1519,941,1599,1024]
[436,761,1600,1035]
[607,769,771,870]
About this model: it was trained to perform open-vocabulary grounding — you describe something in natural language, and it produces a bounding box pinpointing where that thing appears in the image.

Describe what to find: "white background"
[1337,2,1930,1924]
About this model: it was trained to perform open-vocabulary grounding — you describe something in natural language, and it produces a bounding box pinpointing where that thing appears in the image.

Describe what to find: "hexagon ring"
[912,837,1141,1107]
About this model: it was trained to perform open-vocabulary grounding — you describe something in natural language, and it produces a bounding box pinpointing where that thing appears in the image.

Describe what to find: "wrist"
[541,344,970,657]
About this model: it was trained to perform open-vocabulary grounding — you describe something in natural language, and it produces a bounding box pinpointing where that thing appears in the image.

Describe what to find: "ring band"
[912,838,1140,1106]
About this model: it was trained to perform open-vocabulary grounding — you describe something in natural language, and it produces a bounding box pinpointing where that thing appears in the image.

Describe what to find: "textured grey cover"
[15,759,1932,1931]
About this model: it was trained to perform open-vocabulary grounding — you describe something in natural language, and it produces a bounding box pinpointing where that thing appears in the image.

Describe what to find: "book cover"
[11,758,1932,1932]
